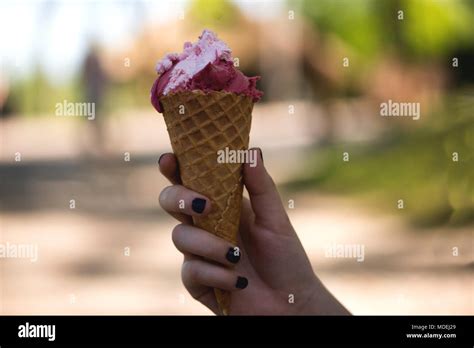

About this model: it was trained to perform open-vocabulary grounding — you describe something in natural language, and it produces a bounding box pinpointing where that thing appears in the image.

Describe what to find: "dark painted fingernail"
[158,153,165,165]
[226,247,240,264]
[235,276,248,289]
[192,198,206,214]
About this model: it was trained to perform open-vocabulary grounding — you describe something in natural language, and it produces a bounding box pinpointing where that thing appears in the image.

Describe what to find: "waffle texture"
[160,90,253,314]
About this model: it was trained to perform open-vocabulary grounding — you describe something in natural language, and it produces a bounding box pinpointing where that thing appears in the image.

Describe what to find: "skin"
[158,148,350,315]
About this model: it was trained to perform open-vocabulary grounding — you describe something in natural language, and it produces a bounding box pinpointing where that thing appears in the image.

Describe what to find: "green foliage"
[299,0,474,60]
[300,0,383,58]
[7,68,80,116]
[285,95,474,227]
[6,68,151,116]
[401,0,474,57]
[187,0,241,28]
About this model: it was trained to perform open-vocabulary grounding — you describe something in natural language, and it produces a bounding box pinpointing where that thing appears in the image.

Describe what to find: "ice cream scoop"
[151,29,262,112]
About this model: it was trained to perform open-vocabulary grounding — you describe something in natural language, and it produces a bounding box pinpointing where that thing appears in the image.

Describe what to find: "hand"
[158,149,350,315]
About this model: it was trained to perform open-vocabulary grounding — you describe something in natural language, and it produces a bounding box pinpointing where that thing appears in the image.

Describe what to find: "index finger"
[159,153,182,185]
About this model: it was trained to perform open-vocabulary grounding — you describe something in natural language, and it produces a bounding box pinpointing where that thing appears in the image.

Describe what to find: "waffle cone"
[160,90,253,315]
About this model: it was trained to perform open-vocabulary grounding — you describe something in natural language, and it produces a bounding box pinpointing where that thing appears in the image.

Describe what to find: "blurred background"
[0,0,472,314]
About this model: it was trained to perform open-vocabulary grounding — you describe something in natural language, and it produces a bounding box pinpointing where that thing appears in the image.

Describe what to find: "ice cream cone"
[160,90,253,315]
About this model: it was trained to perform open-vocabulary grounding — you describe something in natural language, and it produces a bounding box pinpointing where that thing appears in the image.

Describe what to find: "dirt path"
[1,193,471,315]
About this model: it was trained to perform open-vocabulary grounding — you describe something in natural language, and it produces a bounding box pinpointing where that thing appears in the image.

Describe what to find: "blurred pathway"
[1,193,471,315]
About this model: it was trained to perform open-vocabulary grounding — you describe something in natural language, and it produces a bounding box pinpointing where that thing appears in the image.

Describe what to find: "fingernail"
[191,198,206,214]
[158,153,165,165]
[226,247,240,264]
[235,276,248,289]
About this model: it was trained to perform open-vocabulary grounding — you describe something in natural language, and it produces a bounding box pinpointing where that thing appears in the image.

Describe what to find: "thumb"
[243,148,289,230]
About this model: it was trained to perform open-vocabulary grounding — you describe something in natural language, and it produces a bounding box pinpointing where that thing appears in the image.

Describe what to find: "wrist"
[305,278,351,315]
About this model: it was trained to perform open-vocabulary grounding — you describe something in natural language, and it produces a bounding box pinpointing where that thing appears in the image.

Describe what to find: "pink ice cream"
[151,29,263,113]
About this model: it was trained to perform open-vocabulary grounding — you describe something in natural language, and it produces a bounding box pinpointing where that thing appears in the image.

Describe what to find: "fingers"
[158,153,191,223]
[243,148,289,229]
[182,258,248,292]
[158,153,181,185]
[238,197,255,247]
[158,181,211,224]
[159,185,212,218]
[173,225,248,314]
[172,224,241,267]
[181,254,220,314]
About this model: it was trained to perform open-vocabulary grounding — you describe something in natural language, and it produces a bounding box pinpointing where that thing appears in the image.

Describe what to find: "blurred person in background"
[82,44,108,155]
[0,74,10,116]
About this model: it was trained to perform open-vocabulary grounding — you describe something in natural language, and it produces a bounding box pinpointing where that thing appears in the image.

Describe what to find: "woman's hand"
[158,149,350,315]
